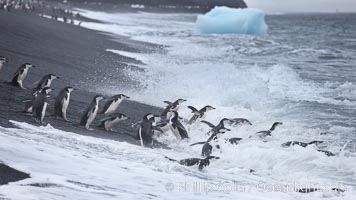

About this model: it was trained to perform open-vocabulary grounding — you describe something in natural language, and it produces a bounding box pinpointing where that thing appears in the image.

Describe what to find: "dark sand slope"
[0,10,164,145]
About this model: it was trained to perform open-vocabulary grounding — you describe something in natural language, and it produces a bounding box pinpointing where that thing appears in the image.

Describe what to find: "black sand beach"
[0,163,30,185]
[0,8,164,145]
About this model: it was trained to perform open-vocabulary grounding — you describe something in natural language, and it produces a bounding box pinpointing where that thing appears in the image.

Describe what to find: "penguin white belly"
[45,79,53,88]
[62,93,70,119]
[197,113,207,122]
[18,68,29,88]
[41,102,48,123]
[138,127,144,146]
[105,99,123,115]
[169,124,182,141]
[86,105,98,128]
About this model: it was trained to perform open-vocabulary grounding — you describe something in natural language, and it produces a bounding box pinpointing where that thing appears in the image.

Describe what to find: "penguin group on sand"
[0,56,130,132]
[0,56,341,176]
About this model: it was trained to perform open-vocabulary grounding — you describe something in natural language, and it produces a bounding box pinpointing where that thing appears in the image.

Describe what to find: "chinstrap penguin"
[10,63,35,89]
[100,94,129,116]
[53,86,74,121]
[137,113,163,147]
[168,111,189,141]
[250,122,283,139]
[282,140,323,148]
[80,95,104,130]
[164,155,220,170]
[161,98,186,119]
[187,105,215,124]
[98,113,128,132]
[32,87,53,124]
[0,56,8,73]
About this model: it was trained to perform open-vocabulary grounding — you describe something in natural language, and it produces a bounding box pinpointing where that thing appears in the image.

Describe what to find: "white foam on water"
[0,121,355,199]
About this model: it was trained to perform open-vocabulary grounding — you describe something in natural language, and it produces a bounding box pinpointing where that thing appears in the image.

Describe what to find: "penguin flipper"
[190,141,206,146]
[200,120,216,128]
[164,156,178,162]
[100,99,114,114]
[152,126,164,133]
[163,101,173,106]
[187,106,199,113]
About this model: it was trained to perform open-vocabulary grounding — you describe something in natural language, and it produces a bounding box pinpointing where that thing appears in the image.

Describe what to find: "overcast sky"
[246,0,356,13]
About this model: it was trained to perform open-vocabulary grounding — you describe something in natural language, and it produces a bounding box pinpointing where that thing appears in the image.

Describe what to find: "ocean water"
[1,10,356,200]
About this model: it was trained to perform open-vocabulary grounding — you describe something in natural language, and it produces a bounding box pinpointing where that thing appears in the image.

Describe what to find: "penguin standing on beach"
[168,111,189,141]
[33,74,59,93]
[187,105,215,124]
[98,113,128,132]
[100,94,129,116]
[32,87,53,124]
[10,63,35,89]
[80,95,104,130]
[53,86,74,121]
[0,56,8,73]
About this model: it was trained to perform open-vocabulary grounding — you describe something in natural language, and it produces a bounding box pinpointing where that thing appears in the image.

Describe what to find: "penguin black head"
[0,56,8,63]
[24,63,35,68]
[119,94,130,99]
[177,99,187,104]
[270,122,283,131]
[65,86,74,93]
[116,113,129,120]
[94,95,104,102]
[49,74,59,80]
[204,105,216,111]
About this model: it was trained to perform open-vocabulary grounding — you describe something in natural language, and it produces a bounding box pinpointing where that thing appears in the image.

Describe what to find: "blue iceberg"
[196,7,268,35]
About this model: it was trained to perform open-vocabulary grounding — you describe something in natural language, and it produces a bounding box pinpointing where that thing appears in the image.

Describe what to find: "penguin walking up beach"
[100,94,129,116]
[53,86,74,121]
[33,74,59,93]
[10,63,35,89]
[80,95,104,130]
[32,87,53,124]
[187,105,215,124]
[0,56,8,73]
[98,113,128,132]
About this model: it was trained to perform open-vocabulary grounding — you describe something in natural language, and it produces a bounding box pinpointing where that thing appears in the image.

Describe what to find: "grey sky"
[246,0,356,13]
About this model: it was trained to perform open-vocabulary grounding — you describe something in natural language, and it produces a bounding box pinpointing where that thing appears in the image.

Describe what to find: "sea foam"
[196,7,268,35]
